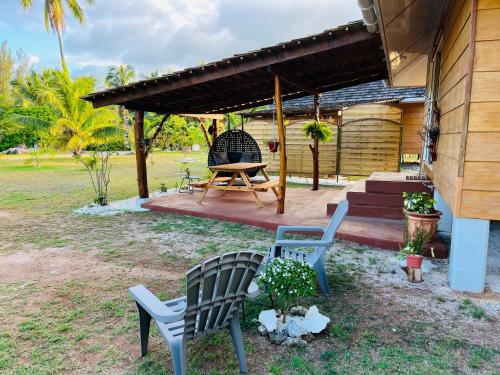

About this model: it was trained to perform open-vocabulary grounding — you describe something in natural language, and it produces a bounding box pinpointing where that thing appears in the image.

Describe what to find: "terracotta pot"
[406,254,423,269]
[405,209,442,242]
[268,141,279,153]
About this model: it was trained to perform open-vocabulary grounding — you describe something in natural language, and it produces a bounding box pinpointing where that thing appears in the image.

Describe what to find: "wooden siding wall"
[431,0,473,213]
[401,103,424,154]
[244,118,338,177]
[460,0,500,220]
[340,104,402,175]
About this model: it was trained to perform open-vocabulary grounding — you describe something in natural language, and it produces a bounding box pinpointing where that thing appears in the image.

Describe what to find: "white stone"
[257,324,268,336]
[301,305,330,334]
[258,309,278,332]
[286,317,308,338]
[290,306,308,316]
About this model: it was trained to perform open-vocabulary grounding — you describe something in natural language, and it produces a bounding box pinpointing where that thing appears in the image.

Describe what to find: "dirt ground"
[0,154,498,374]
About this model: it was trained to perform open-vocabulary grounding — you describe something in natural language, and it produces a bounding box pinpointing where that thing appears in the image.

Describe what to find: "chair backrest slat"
[322,199,349,242]
[184,251,263,339]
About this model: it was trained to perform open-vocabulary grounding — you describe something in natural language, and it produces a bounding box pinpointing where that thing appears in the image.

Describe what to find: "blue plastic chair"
[129,251,263,375]
[267,199,349,295]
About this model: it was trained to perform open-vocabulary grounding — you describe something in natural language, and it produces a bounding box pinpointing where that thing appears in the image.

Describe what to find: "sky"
[0,0,361,87]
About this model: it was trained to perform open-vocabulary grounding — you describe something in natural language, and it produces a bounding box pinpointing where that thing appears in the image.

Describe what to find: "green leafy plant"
[403,192,436,214]
[399,226,433,258]
[303,121,334,142]
[74,150,115,206]
[260,258,316,319]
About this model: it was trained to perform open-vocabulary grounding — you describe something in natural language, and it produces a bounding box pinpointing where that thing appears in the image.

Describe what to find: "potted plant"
[403,192,442,241]
[400,226,432,269]
[267,139,279,153]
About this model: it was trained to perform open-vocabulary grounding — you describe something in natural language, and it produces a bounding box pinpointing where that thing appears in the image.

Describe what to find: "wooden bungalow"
[358,0,500,293]
[241,80,425,177]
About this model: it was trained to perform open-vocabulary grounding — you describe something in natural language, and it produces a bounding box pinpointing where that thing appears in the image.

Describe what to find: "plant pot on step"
[406,254,423,269]
[405,209,442,242]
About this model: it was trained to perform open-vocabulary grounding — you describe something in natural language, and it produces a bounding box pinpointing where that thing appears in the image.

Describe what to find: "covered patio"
[83,21,387,214]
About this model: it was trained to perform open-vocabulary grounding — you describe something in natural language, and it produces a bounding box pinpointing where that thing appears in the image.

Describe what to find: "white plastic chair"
[267,199,349,295]
[129,251,263,374]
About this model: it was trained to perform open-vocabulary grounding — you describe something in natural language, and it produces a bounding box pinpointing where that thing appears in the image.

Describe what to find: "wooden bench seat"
[253,179,280,191]
[189,176,232,188]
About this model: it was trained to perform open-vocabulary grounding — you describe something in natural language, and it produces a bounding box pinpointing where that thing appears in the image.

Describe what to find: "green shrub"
[260,258,316,315]
[403,192,436,214]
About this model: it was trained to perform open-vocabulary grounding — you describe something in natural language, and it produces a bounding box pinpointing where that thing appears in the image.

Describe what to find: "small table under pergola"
[198,162,279,207]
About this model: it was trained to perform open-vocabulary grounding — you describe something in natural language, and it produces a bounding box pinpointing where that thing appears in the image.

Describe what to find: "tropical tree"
[105,64,135,148]
[20,0,95,72]
[11,69,53,107]
[0,41,14,103]
[303,120,334,190]
[9,70,121,155]
[105,64,135,88]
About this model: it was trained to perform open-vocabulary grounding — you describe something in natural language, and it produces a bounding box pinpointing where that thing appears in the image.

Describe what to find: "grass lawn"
[0,152,498,374]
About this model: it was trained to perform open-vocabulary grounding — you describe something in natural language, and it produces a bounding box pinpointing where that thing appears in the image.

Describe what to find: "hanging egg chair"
[207,129,262,177]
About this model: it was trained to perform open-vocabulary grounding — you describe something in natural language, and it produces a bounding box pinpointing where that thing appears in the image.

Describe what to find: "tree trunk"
[312,136,319,190]
[55,27,68,72]
[134,111,149,198]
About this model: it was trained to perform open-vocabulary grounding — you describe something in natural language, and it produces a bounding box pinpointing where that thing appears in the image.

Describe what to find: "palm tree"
[105,64,135,88]
[20,0,95,72]
[105,64,136,148]
[10,70,121,155]
[303,121,334,190]
[11,69,52,107]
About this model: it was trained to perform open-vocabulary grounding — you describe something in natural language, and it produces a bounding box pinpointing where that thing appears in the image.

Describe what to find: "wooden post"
[311,94,320,191]
[274,75,286,214]
[134,110,149,198]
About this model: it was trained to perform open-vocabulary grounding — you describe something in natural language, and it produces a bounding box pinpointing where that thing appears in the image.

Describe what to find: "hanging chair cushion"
[227,151,243,164]
[239,152,258,163]
[213,151,230,165]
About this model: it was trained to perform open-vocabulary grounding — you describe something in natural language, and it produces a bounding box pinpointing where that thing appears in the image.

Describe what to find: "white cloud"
[59,0,361,80]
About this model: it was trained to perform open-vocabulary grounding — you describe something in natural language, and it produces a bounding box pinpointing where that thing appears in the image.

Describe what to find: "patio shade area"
[83,21,386,114]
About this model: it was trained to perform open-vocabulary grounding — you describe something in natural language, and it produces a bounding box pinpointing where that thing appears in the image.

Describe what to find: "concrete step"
[346,191,404,207]
[327,202,403,219]
[365,172,433,195]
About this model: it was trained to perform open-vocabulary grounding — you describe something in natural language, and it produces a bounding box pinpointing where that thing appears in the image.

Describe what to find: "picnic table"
[197,162,279,207]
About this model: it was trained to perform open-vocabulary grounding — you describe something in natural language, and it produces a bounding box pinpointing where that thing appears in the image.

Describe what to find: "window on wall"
[423,46,441,166]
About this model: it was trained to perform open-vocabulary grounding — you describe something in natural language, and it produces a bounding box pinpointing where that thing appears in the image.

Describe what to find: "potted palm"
[403,192,442,241]
[303,121,334,190]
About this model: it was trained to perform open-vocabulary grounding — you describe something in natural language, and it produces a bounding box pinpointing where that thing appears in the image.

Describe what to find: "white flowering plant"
[260,258,316,317]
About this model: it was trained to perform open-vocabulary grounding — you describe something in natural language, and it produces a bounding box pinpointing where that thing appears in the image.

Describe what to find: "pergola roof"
[83,21,387,114]
[242,80,425,117]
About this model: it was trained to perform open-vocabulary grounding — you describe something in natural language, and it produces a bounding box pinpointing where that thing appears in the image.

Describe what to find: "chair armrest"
[276,225,325,240]
[246,281,260,299]
[275,239,332,248]
[129,285,185,324]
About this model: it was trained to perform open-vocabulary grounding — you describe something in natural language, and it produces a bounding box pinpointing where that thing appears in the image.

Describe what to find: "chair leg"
[229,312,248,374]
[169,337,187,375]
[314,260,330,296]
[136,303,151,357]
